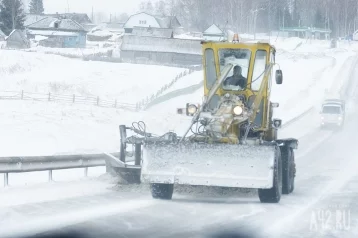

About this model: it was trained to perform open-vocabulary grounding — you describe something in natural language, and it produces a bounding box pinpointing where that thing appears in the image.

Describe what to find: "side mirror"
[276,70,283,84]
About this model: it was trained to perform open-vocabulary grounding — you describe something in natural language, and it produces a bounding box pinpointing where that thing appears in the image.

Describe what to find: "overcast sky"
[24,0,151,15]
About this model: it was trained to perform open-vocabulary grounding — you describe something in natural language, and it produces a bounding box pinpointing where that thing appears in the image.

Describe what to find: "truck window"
[252,50,267,91]
[322,106,341,114]
[205,48,216,90]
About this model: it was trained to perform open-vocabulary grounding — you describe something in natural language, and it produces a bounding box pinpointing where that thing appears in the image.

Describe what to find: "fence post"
[73,94,75,103]
[114,99,117,108]
[48,92,51,101]
[21,90,24,99]
[97,96,99,106]
[48,170,53,181]
[4,173,8,187]
[84,167,88,177]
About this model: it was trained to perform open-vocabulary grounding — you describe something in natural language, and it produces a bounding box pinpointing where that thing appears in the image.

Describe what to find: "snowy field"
[0,37,357,189]
[0,50,185,104]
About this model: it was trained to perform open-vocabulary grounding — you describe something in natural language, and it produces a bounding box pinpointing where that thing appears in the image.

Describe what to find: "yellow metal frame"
[201,41,275,133]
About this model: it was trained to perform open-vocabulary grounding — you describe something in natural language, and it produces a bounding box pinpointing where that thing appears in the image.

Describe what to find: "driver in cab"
[223,65,247,89]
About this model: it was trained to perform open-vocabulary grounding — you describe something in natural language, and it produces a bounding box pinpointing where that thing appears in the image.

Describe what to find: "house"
[123,12,181,34]
[120,34,202,67]
[5,30,30,49]
[203,24,225,41]
[26,17,88,48]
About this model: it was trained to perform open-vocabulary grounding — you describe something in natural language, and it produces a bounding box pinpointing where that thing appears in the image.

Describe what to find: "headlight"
[338,116,342,120]
[233,106,243,115]
[187,104,198,114]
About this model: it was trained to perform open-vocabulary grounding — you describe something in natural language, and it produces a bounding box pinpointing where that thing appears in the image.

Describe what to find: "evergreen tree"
[0,0,26,35]
[29,0,44,15]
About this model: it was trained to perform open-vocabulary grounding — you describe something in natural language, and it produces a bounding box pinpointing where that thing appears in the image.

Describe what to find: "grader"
[106,37,297,203]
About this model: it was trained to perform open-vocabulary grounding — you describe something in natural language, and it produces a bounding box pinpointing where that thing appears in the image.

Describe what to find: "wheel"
[282,147,295,194]
[150,183,174,200]
[258,147,282,203]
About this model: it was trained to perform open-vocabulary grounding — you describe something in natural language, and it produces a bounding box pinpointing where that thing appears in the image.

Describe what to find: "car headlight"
[187,104,198,114]
[233,106,243,115]
[338,116,342,120]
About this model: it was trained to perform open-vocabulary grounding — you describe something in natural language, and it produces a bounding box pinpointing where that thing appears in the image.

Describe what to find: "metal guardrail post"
[4,173,8,187]
[48,170,53,182]
[84,167,88,177]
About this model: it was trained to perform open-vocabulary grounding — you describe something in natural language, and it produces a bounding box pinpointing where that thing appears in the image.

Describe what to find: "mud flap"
[141,143,276,189]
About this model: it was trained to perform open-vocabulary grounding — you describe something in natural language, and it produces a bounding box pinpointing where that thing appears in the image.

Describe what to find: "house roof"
[47,13,92,24]
[97,22,125,33]
[125,12,181,28]
[27,17,86,32]
[25,14,48,27]
[121,35,202,55]
[6,29,29,44]
[154,15,180,28]
[204,24,224,35]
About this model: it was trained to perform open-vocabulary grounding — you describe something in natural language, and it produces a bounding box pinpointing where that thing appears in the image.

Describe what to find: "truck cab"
[320,99,345,129]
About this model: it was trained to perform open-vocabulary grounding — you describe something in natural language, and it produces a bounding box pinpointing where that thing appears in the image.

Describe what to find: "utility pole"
[268,0,271,41]
[12,0,15,30]
[92,6,94,23]
[67,0,70,13]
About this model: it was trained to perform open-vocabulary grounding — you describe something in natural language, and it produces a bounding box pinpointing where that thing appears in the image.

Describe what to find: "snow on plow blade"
[141,143,276,189]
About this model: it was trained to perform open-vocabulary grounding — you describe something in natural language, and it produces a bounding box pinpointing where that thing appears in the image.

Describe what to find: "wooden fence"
[0,90,137,111]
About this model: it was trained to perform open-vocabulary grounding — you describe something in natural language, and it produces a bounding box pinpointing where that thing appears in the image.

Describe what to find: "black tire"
[258,147,282,203]
[282,147,295,194]
[151,183,174,200]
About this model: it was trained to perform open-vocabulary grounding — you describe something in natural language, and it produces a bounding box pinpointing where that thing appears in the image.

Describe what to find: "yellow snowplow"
[107,37,297,203]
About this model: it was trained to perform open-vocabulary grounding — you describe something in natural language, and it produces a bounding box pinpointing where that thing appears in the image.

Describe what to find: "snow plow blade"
[141,143,276,189]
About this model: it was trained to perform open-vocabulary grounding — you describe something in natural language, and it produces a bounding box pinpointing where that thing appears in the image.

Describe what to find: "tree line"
[139,0,358,37]
[0,0,44,35]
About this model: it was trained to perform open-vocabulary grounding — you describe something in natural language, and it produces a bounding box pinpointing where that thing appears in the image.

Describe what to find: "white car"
[320,99,345,129]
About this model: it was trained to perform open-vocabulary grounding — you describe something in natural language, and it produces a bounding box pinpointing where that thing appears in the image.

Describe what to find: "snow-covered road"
[2,56,358,238]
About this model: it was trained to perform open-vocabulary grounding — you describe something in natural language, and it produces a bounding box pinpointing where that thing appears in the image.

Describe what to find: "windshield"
[252,50,267,91]
[219,49,251,91]
[322,105,342,114]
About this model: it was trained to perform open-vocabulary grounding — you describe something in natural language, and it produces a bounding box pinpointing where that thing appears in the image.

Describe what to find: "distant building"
[26,17,88,48]
[5,30,30,49]
[123,12,182,34]
[120,34,202,67]
[203,24,225,41]
[272,27,331,40]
